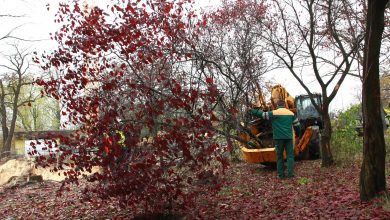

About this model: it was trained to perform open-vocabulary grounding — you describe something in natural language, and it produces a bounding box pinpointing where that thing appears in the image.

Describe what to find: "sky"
[269,68,362,111]
[0,0,57,50]
[0,0,362,112]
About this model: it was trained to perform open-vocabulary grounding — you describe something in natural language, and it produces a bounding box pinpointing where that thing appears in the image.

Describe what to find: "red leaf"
[206,78,213,84]
[178,23,185,29]
[163,4,172,13]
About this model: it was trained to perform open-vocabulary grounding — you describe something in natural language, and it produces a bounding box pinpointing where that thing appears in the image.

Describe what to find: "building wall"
[13,136,61,157]
[14,139,25,155]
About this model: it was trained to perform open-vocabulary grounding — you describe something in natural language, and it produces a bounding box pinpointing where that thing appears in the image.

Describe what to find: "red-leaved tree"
[33,0,228,216]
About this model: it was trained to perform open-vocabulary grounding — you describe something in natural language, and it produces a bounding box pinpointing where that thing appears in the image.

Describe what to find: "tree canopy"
[34,0,229,213]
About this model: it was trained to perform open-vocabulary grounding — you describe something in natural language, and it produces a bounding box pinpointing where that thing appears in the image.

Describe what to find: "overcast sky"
[0,0,361,111]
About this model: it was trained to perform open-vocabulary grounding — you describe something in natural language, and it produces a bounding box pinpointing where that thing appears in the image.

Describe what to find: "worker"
[103,129,132,175]
[103,130,127,155]
[250,99,301,178]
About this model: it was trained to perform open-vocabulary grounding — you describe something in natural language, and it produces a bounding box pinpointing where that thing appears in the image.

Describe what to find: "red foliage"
[34,0,228,215]
[209,0,267,27]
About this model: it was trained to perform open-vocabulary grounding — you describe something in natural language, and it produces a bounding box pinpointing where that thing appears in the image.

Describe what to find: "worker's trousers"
[274,139,294,178]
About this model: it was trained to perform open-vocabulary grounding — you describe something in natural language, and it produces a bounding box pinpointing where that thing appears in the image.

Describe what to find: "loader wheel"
[298,144,310,160]
[308,136,320,159]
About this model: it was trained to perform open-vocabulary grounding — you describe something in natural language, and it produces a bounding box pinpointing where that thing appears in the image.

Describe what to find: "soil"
[0,157,65,186]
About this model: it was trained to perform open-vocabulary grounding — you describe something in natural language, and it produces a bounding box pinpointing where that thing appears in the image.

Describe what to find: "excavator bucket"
[241,147,280,164]
[240,128,313,164]
[240,133,294,164]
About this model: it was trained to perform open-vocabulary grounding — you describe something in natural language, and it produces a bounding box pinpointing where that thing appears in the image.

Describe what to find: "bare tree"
[340,0,390,81]
[0,14,44,42]
[0,45,35,157]
[194,0,270,148]
[0,0,50,43]
[262,0,364,166]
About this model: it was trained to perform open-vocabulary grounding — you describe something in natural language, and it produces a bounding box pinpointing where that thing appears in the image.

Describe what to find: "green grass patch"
[297,177,312,185]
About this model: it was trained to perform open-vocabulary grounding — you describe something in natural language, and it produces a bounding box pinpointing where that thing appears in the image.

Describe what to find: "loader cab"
[295,94,323,130]
[294,94,323,160]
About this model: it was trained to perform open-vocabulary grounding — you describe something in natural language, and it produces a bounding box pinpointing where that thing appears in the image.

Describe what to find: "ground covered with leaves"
[194,160,390,219]
[1,160,390,219]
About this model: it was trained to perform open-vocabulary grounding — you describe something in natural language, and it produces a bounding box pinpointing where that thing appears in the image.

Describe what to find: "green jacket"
[250,107,300,140]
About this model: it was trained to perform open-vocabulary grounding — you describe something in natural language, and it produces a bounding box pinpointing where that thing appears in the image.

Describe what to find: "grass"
[297,177,312,185]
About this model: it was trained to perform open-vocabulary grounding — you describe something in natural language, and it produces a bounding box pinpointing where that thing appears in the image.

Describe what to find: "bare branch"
[0,14,25,18]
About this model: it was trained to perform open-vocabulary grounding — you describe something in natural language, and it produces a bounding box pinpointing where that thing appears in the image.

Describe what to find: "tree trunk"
[2,87,21,158]
[0,80,10,157]
[320,104,334,167]
[360,0,388,202]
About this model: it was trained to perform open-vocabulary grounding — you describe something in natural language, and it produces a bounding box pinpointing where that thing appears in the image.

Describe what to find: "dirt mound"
[0,158,66,186]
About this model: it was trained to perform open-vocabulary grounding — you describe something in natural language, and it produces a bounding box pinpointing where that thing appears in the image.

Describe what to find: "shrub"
[331,105,363,164]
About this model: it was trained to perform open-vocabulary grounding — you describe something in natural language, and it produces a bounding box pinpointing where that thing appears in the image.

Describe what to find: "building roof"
[13,130,74,140]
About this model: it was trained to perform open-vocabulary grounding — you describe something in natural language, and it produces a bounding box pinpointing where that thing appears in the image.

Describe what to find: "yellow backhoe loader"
[240,84,322,165]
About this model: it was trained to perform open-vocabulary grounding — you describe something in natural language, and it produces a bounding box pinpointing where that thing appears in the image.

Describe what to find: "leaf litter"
[1,160,390,219]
